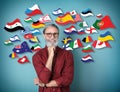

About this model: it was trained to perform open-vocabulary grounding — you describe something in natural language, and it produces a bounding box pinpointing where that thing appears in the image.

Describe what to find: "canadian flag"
[92,40,111,49]
[18,56,29,64]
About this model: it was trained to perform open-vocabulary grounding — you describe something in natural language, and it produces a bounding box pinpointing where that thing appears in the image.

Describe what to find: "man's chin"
[46,42,58,47]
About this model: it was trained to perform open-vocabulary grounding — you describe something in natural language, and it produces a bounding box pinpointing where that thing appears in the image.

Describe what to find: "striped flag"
[55,12,75,25]
[9,52,18,59]
[81,54,94,62]
[31,44,41,52]
[98,31,114,42]
[29,36,39,43]
[92,40,111,49]
[52,8,63,16]
[4,40,13,46]
[31,21,45,28]
[82,44,94,53]
[31,29,41,35]
[9,35,20,42]
[69,39,83,49]
[79,21,88,28]
[4,18,24,32]
[80,8,94,17]
[96,14,103,18]
[64,25,77,34]
[77,28,86,34]
[25,4,42,17]
[24,17,33,23]
[82,36,93,43]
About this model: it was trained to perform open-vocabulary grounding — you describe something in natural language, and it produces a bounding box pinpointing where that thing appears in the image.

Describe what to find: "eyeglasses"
[44,32,59,37]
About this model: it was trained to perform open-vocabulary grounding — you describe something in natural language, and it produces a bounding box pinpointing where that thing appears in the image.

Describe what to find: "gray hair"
[43,24,59,34]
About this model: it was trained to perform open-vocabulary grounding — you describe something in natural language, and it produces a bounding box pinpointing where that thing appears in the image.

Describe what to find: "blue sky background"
[0,0,120,92]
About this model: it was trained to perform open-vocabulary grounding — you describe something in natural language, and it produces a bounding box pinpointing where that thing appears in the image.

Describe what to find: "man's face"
[43,26,59,47]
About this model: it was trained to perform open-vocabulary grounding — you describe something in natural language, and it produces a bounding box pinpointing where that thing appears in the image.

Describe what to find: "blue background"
[0,0,120,92]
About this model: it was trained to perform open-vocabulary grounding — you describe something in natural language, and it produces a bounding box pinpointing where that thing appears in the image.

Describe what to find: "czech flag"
[25,4,42,17]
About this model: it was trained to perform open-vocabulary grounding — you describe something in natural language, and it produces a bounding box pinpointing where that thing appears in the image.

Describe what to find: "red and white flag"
[64,25,77,34]
[92,40,111,49]
[85,26,97,34]
[39,14,52,23]
[18,56,29,64]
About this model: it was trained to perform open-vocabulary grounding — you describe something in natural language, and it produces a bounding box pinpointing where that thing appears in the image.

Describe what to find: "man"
[32,24,74,92]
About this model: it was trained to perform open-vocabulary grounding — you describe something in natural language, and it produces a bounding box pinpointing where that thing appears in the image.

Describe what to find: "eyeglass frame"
[44,32,59,37]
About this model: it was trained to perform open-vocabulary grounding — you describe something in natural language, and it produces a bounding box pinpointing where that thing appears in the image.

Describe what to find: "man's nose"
[51,34,55,38]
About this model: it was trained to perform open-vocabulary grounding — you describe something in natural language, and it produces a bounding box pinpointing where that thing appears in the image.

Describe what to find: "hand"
[48,46,55,57]
[34,77,39,85]
[34,78,45,87]
[46,80,58,87]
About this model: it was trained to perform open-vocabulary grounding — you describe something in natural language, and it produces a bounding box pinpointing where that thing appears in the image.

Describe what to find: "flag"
[98,31,114,42]
[77,28,86,34]
[85,26,97,34]
[73,14,83,22]
[93,15,115,30]
[31,44,41,52]
[62,36,72,45]
[13,41,32,54]
[70,10,77,17]
[29,36,39,43]
[39,14,52,23]
[81,54,94,62]
[96,14,103,18]
[55,12,75,25]
[31,29,41,35]
[79,21,88,28]
[24,17,33,23]
[18,56,29,64]
[80,8,94,17]
[82,45,94,53]
[68,39,83,49]
[70,10,82,22]
[64,25,77,34]
[52,8,63,16]
[9,35,20,42]
[31,21,45,28]
[63,44,73,50]
[82,36,93,43]
[24,33,34,39]
[9,52,18,59]
[4,18,24,32]
[4,40,13,46]
[92,40,111,49]
[25,4,42,17]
